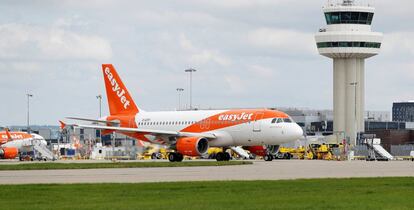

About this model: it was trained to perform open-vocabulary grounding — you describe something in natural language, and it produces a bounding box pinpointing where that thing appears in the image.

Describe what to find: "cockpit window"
[272,118,294,123]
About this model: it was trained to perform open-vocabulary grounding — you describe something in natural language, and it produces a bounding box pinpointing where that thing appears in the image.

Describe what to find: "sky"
[0,0,413,126]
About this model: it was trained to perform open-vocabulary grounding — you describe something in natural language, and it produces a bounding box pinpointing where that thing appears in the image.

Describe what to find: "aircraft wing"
[71,123,217,139]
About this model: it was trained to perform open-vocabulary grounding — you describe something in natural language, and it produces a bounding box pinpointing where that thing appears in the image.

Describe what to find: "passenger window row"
[138,120,252,126]
[138,121,195,126]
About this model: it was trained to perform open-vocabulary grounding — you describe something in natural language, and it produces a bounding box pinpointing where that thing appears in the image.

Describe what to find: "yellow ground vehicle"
[140,146,169,160]
[206,147,224,159]
[306,143,341,160]
[276,147,294,159]
[276,144,343,160]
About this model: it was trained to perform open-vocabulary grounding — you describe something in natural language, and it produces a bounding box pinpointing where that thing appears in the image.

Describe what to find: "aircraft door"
[253,112,264,132]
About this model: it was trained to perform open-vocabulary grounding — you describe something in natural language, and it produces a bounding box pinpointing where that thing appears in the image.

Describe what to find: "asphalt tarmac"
[0,160,413,184]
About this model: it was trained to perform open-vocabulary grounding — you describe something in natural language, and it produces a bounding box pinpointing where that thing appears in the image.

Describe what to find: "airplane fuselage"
[108,109,303,147]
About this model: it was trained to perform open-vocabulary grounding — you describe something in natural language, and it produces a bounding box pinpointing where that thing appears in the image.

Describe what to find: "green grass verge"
[0,178,413,210]
[0,161,252,170]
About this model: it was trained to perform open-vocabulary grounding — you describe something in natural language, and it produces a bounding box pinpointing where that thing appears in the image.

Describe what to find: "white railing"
[32,140,56,160]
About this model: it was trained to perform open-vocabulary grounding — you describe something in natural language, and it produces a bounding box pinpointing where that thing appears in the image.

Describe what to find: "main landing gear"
[216,152,231,161]
[263,154,274,161]
[168,152,183,162]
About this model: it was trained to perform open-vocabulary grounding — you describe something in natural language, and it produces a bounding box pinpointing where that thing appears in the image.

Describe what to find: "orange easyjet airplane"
[64,64,303,162]
[0,129,46,159]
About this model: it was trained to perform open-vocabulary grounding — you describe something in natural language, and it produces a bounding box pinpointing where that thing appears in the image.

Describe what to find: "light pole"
[96,94,102,144]
[185,68,196,110]
[176,88,184,111]
[96,95,102,118]
[26,93,33,133]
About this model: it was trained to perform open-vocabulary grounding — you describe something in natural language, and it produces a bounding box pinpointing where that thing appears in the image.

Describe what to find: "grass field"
[0,161,252,170]
[1,177,413,210]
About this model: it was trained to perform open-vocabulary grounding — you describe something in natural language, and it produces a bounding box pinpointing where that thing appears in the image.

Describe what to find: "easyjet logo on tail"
[102,64,139,116]
[104,67,131,110]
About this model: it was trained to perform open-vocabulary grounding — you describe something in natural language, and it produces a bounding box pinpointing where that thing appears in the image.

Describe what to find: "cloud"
[376,0,414,17]
[179,34,232,66]
[382,32,414,58]
[224,75,245,94]
[247,28,317,56]
[248,65,275,78]
[0,23,112,61]
[0,0,413,125]
[197,0,304,9]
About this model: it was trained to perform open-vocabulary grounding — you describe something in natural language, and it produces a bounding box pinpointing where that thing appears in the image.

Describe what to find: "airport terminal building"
[393,101,414,122]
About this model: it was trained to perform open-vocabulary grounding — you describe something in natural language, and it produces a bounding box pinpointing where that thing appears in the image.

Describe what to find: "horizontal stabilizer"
[66,117,120,125]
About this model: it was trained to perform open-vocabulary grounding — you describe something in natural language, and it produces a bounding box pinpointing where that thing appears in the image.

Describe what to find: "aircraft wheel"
[264,155,273,161]
[151,153,157,160]
[176,153,184,162]
[216,152,224,161]
[168,153,177,162]
[284,153,292,160]
[224,152,231,161]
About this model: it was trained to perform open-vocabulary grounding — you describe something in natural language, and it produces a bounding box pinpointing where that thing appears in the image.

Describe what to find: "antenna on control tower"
[342,0,354,6]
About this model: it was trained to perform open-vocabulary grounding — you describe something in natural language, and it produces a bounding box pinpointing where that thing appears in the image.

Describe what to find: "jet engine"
[0,147,19,159]
[176,137,209,156]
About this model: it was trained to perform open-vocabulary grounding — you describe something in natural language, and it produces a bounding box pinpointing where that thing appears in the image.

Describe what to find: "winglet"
[5,128,12,141]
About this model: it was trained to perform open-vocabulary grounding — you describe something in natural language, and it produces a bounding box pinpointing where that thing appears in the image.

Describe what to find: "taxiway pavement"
[0,160,413,184]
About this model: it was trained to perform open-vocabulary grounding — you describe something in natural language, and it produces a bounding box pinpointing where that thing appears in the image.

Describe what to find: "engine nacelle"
[176,137,209,156]
[0,147,19,159]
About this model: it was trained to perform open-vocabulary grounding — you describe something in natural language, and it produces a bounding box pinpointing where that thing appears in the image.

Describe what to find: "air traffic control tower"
[315,0,383,145]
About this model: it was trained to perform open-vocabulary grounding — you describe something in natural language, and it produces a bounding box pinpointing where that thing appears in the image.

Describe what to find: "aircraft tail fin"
[59,121,67,130]
[5,128,12,142]
[102,64,140,116]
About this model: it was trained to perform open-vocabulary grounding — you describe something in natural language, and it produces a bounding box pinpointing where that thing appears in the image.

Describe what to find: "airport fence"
[391,145,414,156]
[353,145,369,157]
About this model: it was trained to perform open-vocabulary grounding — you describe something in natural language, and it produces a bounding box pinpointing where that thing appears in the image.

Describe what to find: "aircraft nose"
[293,123,304,139]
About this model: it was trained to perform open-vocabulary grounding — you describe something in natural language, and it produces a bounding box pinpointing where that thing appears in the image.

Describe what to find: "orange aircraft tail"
[5,128,12,142]
[102,64,139,116]
[59,121,67,130]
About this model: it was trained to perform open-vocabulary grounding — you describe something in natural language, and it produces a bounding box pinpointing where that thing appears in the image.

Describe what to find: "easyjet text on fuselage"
[218,112,253,121]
